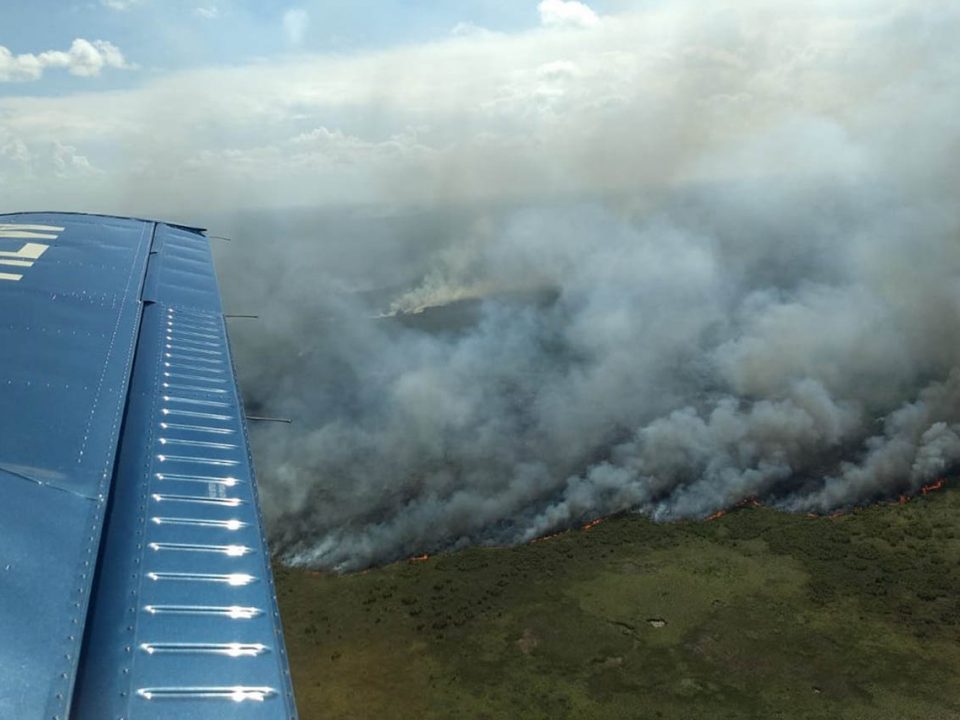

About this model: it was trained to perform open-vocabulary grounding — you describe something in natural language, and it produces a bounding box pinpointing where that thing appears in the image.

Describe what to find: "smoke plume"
[202,0,960,571]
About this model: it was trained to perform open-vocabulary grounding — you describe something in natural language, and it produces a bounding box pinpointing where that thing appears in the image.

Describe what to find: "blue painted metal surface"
[0,213,297,719]
[0,213,152,719]
[0,213,150,494]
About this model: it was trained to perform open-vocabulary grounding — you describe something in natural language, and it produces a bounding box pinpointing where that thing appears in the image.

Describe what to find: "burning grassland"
[275,479,960,719]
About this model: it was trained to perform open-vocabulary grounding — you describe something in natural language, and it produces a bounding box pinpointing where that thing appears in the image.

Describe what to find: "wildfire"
[921,478,946,495]
[895,477,947,507]
[703,497,763,522]
[799,478,950,521]
[581,518,604,531]
[531,530,566,544]
[408,554,430,563]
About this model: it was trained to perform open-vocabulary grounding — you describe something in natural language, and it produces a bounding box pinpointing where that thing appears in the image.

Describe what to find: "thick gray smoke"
[211,1,960,571]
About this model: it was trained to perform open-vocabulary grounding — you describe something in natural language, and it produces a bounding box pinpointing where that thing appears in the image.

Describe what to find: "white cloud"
[0,129,99,187]
[0,39,132,82]
[0,48,41,82]
[0,128,31,174]
[450,22,498,39]
[51,141,98,177]
[538,0,600,29]
[101,0,142,9]
[194,5,220,19]
[283,8,310,47]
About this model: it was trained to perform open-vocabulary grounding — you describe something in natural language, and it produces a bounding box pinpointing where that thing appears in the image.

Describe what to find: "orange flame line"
[921,478,946,495]
[531,530,566,544]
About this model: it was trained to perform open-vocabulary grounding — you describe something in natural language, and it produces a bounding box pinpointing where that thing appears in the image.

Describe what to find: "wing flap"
[71,223,297,719]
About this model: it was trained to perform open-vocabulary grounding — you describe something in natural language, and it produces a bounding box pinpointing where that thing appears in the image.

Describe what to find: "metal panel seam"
[123,304,167,714]
[58,221,156,720]
[77,222,153,488]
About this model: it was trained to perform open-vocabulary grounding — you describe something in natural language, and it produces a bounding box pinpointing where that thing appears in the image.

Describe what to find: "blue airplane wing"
[0,212,297,719]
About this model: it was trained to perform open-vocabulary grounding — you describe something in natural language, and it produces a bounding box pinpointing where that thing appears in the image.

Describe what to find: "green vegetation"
[275,484,960,719]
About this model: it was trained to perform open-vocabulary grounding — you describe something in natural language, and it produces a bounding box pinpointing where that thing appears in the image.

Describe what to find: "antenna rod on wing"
[246,415,293,424]
[224,314,260,319]
[208,235,233,242]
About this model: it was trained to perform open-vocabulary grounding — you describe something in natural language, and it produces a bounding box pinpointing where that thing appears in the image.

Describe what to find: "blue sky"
[0,0,620,96]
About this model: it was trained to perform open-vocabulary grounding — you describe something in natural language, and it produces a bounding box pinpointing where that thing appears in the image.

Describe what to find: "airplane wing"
[0,212,298,719]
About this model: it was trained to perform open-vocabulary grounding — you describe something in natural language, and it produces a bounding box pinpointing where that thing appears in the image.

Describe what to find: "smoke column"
[211,0,960,571]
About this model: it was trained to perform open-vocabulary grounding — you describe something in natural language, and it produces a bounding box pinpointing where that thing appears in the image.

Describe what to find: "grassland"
[274,483,960,720]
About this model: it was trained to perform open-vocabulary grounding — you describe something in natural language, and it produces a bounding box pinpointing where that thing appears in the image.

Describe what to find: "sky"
[5,0,953,223]
[1,1,620,89]
[0,0,777,220]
